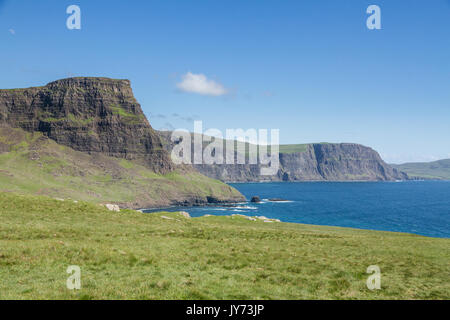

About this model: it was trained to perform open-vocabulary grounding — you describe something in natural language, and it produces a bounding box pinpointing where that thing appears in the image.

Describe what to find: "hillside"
[0,191,448,299]
[0,78,245,207]
[158,132,408,182]
[392,159,450,180]
[0,125,243,208]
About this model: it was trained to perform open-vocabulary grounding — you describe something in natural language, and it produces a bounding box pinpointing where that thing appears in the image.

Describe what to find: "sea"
[143,181,450,238]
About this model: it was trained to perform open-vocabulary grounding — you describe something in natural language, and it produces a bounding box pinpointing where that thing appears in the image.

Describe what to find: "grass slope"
[392,159,450,180]
[0,126,243,208]
[0,192,448,300]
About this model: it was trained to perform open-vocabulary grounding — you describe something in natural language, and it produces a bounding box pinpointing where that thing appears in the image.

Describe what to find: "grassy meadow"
[0,192,448,300]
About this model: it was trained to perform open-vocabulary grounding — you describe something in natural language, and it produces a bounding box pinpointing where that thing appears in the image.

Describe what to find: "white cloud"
[176,72,227,96]
[8,29,15,35]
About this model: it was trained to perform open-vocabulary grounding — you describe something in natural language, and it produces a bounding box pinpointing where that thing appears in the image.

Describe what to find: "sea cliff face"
[158,131,408,182]
[278,143,408,181]
[0,77,171,173]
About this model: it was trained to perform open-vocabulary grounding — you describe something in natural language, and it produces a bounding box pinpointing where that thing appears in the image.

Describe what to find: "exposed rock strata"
[0,77,171,173]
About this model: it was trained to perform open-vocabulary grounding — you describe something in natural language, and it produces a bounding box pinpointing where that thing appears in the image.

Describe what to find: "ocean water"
[144,181,450,238]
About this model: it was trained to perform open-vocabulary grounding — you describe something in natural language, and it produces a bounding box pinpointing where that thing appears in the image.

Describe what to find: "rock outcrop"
[158,131,408,182]
[0,77,172,173]
[250,196,261,203]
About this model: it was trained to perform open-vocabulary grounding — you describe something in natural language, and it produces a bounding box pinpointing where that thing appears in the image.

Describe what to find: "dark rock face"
[276,143,408,181]
[158,131,408,182]
[0,77,172,173]
[251,196,261,203]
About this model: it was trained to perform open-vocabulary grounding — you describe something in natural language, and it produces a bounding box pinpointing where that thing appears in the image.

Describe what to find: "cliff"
[0,77,171,172]
[278,143,408,181]
[158,131,408,182]
[0,78,245,207]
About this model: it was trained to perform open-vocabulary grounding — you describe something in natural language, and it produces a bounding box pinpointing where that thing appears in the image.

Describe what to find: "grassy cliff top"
[0,77,131,91]
[278,144,310,153]
[0,191,448,299]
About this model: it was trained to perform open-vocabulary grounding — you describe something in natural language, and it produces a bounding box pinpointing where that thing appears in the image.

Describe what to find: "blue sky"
[1,0,449,163]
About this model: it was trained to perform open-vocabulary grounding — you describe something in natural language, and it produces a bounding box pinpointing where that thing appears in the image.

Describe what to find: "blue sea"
[144,181,450,238]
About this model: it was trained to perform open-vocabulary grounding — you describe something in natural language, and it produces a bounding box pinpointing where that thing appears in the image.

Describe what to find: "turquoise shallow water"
[144,181,450,238]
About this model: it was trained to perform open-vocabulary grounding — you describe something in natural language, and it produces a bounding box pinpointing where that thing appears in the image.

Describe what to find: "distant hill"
[392,159,450,180]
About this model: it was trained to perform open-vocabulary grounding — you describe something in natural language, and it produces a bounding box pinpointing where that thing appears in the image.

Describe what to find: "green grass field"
[0,192,448,300]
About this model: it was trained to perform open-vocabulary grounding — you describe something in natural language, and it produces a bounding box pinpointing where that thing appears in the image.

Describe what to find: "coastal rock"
[104,204,120,212]
[250,196,261,203]
[179,211,191,218]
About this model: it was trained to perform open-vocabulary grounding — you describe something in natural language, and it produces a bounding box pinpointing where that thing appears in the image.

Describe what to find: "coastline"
[141,206,450,239]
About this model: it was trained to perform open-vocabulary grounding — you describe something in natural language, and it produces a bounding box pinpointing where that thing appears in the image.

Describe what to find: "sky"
[1,0,449,163]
